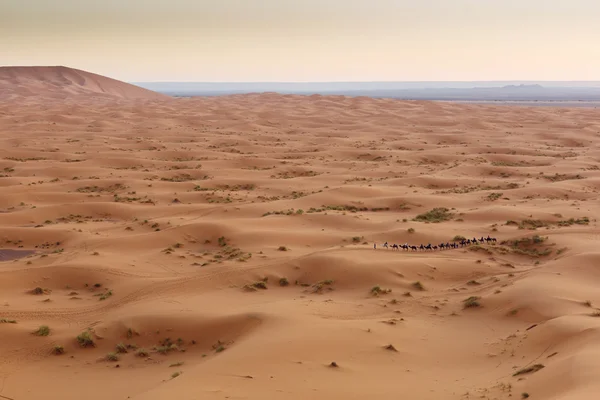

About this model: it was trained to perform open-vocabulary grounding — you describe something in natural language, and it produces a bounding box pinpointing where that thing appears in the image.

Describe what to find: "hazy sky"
[2,0,600,82]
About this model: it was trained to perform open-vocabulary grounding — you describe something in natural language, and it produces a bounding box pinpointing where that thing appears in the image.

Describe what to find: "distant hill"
[0,66,167,101]
[135,81,600,101]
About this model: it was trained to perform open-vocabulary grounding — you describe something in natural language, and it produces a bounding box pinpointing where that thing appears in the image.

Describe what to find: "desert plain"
[1,67,600,400]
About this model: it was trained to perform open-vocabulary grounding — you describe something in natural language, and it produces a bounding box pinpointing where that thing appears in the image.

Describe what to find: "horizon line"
[132,80,600,84]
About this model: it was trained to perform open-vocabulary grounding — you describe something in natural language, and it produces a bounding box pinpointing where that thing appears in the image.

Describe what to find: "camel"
[371,235,498,253]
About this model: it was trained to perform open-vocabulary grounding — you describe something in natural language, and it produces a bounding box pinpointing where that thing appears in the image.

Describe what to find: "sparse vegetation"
[127,328,136,339]
[52,345,65,355]
[486,192,503,201]
[513,364,545,376]
[31,287,48,295]
[155,344,179,354]
[542,173,583,182]
[136,348,149,357]
[244,280,268,291]
[414,208,453,223]
[501,235,552,257]
[311,280,334,293]
[116,343,128,353]
[507,217,589,230]
[463,296,481,309]
[77,331,95,347]
[371,286,392,296]
[412,281,425,291]
[105,352,119,362]
[213,340,227,353]
[34,325,50,336]
[99,290,113,301]
[407,228,415,234]
[277,246,288,251]
[0,319,17,324]
[279,277,289,286]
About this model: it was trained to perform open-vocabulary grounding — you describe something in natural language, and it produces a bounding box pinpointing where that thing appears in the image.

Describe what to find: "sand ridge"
[1,86,600,399]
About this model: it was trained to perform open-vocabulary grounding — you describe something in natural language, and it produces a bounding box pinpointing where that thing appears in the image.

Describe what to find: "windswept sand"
[1,79,600,400]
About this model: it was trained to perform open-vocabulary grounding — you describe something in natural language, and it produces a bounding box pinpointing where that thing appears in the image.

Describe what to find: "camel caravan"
[376,235,497,251]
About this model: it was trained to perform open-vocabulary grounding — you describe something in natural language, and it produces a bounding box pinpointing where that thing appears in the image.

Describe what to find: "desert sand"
[1,67,600,400]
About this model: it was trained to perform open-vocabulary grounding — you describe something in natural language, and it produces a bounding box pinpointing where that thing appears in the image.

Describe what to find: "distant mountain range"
[133,81,600,101]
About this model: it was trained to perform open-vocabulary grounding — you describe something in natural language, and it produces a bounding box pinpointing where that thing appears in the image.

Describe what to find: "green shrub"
[77,331,95,347]
[34,325,50,336]
[414,208,453,223]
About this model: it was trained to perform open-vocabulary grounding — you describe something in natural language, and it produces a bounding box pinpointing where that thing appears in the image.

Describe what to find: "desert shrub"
[32,287,45,295]
[513,364,544,376]
[463,296,481,308]
[414,208,453,223]
[34,325,50,336]
[136,348,149,357]
[244,281,268,291]
[486,192,503,201]
[155,344,178,354]
[371,286,391,296]
[77,331,95,347]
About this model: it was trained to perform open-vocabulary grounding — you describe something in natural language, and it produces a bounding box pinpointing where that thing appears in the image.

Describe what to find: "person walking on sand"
[374,243,377,250]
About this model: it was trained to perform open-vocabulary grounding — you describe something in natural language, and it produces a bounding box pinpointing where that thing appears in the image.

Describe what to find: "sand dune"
[1,71,600,400]
[0,66,166,101]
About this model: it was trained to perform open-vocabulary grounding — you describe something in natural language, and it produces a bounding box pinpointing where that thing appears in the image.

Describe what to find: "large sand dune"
[0,66,167,101]
[1,72,600,400]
